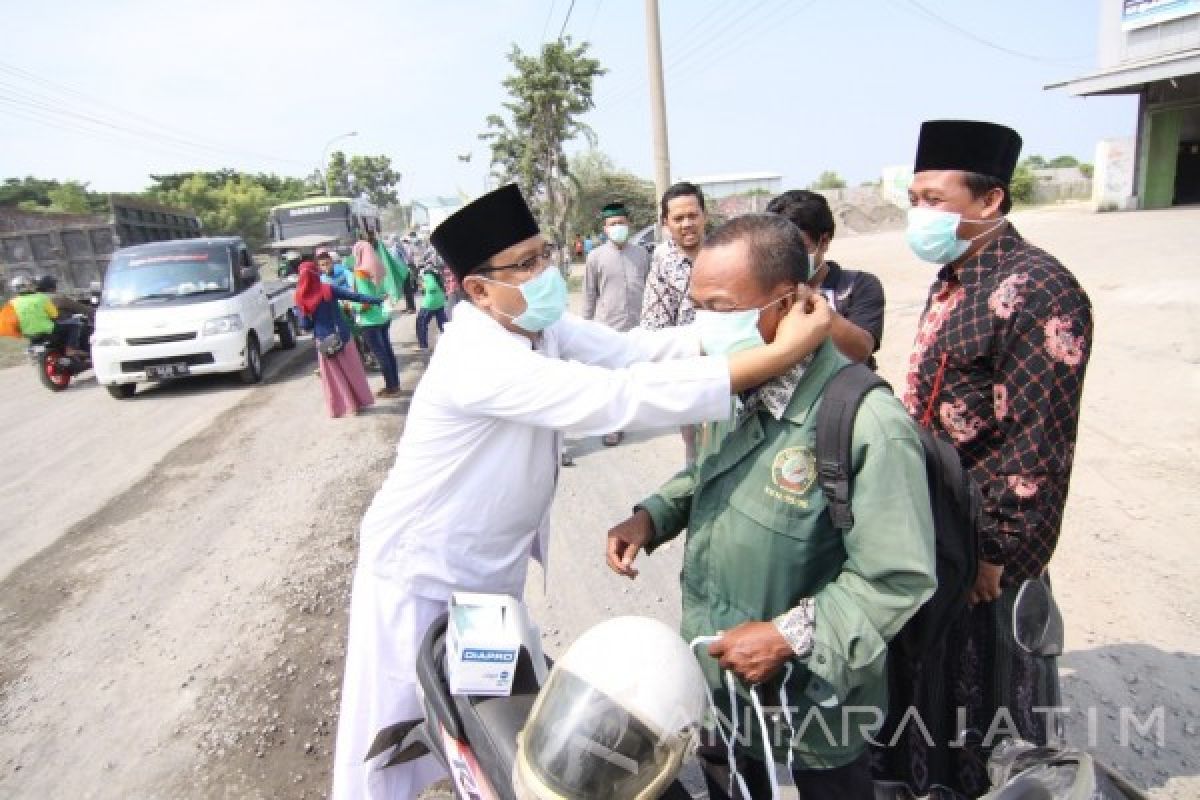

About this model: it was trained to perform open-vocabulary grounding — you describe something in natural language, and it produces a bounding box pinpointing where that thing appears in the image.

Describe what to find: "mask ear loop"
[690,636,751,800]
[691,638,795,800]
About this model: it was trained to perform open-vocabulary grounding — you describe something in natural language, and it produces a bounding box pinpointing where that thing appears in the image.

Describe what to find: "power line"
[893,0,1093,64]
[603,0,800,114]
[583,0,602,40]
[542,0,559,40]
[559,0,578,39]
[0,59,308,166]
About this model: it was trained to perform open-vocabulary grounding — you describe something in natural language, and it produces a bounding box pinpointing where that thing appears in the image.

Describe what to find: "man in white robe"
[332,184,832,799]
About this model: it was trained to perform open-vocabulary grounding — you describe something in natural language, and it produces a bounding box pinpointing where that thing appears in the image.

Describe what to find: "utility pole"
[644,0,671,207]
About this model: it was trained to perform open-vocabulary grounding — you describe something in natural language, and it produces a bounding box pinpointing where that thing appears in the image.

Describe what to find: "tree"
[566,150,655,237]
[1079,163,1094,179]
[324,151,401,207]
[1022,155,1048,169]
[1048,155,1080,168]
[1,176,108,213]
[480,37,606,245]
[810,171,847,190]
[145,170,312,249]
[1009,163,1036,206]
[45,182,94,213]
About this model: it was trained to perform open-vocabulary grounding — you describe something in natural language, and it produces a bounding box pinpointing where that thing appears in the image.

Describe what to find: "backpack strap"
[815,363,890,530]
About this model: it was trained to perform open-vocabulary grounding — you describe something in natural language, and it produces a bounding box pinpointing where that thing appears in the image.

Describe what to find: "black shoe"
[560,452,575,467]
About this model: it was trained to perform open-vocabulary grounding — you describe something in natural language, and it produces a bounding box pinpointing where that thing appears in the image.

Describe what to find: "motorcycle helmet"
[35,275,58,293]
[513,617,708,800]
[9,275,34,294]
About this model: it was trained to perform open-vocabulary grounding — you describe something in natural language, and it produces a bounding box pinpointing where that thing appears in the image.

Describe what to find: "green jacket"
[352,274,388,327]
[11,293,57,336]
[639,341,936,768]
[420,271,446,311]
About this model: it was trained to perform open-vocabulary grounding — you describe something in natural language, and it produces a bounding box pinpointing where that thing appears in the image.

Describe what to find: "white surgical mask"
[607,224,630,245]
[693,293,792,356]
[906,208,1005,265]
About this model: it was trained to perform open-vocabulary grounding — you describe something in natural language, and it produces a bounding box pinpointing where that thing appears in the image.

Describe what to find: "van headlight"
[202,314,243,336]
[93,333,123,347]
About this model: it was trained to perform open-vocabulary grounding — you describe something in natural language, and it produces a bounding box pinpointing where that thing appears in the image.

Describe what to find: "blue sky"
[1,0,1134,201]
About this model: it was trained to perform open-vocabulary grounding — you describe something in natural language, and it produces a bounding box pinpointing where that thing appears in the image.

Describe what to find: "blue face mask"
[484,267,568,332]
[906,208,1004,265]
[693,293,792,356]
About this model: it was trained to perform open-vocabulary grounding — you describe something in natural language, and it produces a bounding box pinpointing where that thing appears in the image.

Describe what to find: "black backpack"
[815,363,981,662]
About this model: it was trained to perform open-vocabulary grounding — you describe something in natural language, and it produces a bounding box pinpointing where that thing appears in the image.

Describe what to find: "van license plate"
[146,363,189,379]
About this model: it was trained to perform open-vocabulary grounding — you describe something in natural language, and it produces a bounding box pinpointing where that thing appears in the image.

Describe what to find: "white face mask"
[692,293,792,356]
[906,208,1005,265]
[607,223,630,245]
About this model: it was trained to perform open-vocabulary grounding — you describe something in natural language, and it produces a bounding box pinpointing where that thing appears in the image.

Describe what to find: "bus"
[266,196,381,249]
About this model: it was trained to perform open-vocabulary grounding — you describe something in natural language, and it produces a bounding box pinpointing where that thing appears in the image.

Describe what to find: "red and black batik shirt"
[902,224,1093,585]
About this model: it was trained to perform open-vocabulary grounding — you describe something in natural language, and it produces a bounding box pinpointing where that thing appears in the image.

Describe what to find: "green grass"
[0,338,26,369]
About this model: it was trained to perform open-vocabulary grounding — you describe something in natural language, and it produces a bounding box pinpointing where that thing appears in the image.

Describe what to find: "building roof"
[685,172,783,186]
[1046,47,1200,96]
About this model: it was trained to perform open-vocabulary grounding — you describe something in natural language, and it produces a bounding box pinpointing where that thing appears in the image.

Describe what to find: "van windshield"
[103,244,234,307]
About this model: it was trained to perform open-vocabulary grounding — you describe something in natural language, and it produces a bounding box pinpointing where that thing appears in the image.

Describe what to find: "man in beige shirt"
[583,200,651,446]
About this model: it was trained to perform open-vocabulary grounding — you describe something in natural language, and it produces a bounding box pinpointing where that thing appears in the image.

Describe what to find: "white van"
[92,237,298,399]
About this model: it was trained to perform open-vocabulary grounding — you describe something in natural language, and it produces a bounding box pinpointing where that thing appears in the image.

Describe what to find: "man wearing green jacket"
[606,213,936,800]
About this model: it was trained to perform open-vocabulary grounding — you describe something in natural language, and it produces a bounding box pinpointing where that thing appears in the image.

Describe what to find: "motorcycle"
[369,611,698,800]
[376,599,1147,800]
[28,314,93,392]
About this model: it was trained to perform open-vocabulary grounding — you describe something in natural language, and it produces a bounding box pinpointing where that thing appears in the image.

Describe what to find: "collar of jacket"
[776,339,847,426]
[938,221,1024,287]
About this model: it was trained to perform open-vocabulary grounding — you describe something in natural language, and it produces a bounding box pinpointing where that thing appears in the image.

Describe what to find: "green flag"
[377,241,410,299]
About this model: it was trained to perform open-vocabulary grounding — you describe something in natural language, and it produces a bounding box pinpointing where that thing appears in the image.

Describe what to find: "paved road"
[0,338,309,583]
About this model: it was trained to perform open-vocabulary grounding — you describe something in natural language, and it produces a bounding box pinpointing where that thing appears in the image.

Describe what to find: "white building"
[1048,0,1200,208]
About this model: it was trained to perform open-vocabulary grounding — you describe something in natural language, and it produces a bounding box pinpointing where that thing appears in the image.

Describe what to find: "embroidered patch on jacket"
[767,446,816,507]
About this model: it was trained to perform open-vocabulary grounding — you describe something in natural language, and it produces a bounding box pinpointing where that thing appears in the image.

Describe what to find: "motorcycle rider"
[8,275,83,356]
[34,275,92,355]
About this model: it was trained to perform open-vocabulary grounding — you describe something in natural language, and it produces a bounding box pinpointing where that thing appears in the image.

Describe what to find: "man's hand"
[605,509,654,579]
[707,621,794,685]
[772,286,833,363]
[968,560,1004,606]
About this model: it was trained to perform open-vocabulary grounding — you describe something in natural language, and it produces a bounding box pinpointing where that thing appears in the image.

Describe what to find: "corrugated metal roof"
[1046,47,1200,95]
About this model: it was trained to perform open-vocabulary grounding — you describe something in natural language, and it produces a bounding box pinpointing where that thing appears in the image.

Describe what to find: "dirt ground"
[1,205,1197,799]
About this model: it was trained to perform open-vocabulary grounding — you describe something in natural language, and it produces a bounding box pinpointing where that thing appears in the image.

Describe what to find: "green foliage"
[810,171,847,190]
[1023,155,1048,169]
[1009,163,1036,205]
[480,37,606,245]
[146,170,312,249]
[1079,163,1094,179]
[0,176,108,213]
[324,152,401,207]
[1048,155,1079,168]
[567,150,655,237]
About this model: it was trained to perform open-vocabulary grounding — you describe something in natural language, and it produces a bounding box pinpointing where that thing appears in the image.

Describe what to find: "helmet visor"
[521,668,676,800]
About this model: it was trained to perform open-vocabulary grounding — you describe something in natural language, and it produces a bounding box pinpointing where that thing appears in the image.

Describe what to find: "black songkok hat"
[914,120,1023,184]
[600,201,629,219]
[431,183,541,281]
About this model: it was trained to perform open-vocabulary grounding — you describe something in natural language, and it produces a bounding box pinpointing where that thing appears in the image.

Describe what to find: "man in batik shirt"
[641,181,708,464]
[877,120,1093,798]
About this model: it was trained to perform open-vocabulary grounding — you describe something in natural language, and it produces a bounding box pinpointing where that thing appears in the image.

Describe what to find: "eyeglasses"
[477,243,555,276]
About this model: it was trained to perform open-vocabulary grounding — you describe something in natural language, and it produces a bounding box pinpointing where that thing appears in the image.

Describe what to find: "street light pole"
[321,131,358,196]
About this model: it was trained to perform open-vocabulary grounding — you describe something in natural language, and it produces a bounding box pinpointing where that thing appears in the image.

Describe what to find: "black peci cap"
[431,184,541,281]
[914,120,1023,184]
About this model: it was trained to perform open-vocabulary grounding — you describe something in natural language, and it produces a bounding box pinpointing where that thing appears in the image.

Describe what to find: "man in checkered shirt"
[877,119,1094,799]
[641,181,709,464]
